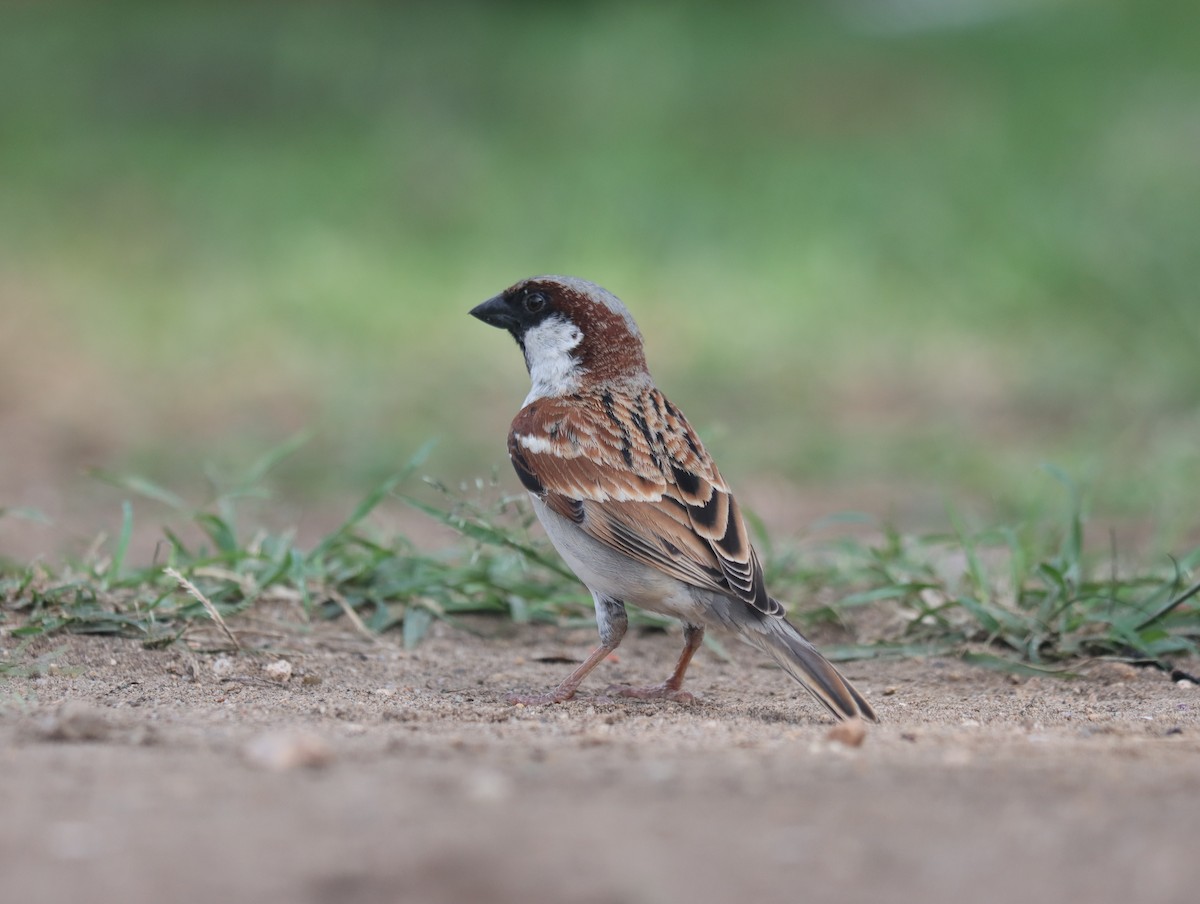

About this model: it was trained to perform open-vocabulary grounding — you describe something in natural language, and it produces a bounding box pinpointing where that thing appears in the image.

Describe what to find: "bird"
[469,275,877,723]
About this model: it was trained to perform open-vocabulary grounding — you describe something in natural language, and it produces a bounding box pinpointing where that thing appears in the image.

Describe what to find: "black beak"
[469,294,518,331]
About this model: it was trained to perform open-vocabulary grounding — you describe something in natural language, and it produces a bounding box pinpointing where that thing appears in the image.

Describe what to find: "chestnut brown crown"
[469,276,651,386]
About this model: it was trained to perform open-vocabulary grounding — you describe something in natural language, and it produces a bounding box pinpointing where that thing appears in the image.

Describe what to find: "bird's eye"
[523,292,548,314]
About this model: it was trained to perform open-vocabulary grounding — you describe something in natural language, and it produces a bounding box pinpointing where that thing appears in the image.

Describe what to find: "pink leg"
[507,640,623,705]
[507,594,628,705]
[607,624,704,704]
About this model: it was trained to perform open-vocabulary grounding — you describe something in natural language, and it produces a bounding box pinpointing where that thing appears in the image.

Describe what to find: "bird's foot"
[605,683,695,704]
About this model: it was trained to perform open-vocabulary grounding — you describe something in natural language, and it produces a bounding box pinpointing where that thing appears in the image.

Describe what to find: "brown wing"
[508,389,780,617]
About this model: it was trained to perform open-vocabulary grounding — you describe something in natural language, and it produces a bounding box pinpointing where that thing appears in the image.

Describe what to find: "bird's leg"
[608,623,704,704]
[506,641,621,705]
[507,595,627,705]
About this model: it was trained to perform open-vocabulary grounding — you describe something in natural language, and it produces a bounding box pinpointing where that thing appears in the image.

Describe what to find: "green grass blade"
[194,513,239,555]
[838,586,921,607]
[961,651,1078,677]
[0,507,51,525]
[240,430,313,488]
[88,471,189,512]
[948,507,990,602]
[402,605,434,650]
[111,501,134,579]
[1135,580,1200,631]
[404,496,576,580]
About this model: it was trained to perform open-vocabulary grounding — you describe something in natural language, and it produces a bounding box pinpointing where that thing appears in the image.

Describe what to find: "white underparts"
[522,316,585,405]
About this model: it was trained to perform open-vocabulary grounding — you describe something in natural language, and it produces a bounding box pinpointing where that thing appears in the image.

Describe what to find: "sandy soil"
[2,617,1198,904]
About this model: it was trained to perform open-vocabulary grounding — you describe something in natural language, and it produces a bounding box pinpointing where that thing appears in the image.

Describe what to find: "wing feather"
[509,390,780,616]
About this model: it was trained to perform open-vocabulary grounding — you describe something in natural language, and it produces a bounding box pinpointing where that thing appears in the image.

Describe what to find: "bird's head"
[470,276,651,400]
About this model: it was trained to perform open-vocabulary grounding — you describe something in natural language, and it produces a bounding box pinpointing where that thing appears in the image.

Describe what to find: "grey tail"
[748,616,878,723]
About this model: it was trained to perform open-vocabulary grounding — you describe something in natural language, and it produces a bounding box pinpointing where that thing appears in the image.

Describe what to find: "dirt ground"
[2,616,1198,904]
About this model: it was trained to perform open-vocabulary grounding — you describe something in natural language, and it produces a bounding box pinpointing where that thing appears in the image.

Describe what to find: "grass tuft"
[2,462,1197,676]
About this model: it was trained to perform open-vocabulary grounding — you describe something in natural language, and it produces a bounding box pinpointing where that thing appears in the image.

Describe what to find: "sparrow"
[470,275,877,723]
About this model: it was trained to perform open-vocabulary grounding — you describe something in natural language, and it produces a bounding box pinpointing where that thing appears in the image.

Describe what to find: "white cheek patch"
[522,316,585,404]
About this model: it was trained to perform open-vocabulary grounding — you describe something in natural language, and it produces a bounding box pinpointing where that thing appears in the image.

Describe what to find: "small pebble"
[211,656,237,679]
[243,732,334,770]
[263,659,293,683]
[826,717,867,748]
[1097,662,1139,682]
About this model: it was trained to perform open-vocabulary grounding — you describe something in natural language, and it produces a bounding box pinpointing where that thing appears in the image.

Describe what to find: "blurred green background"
[2,0,1198,554]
